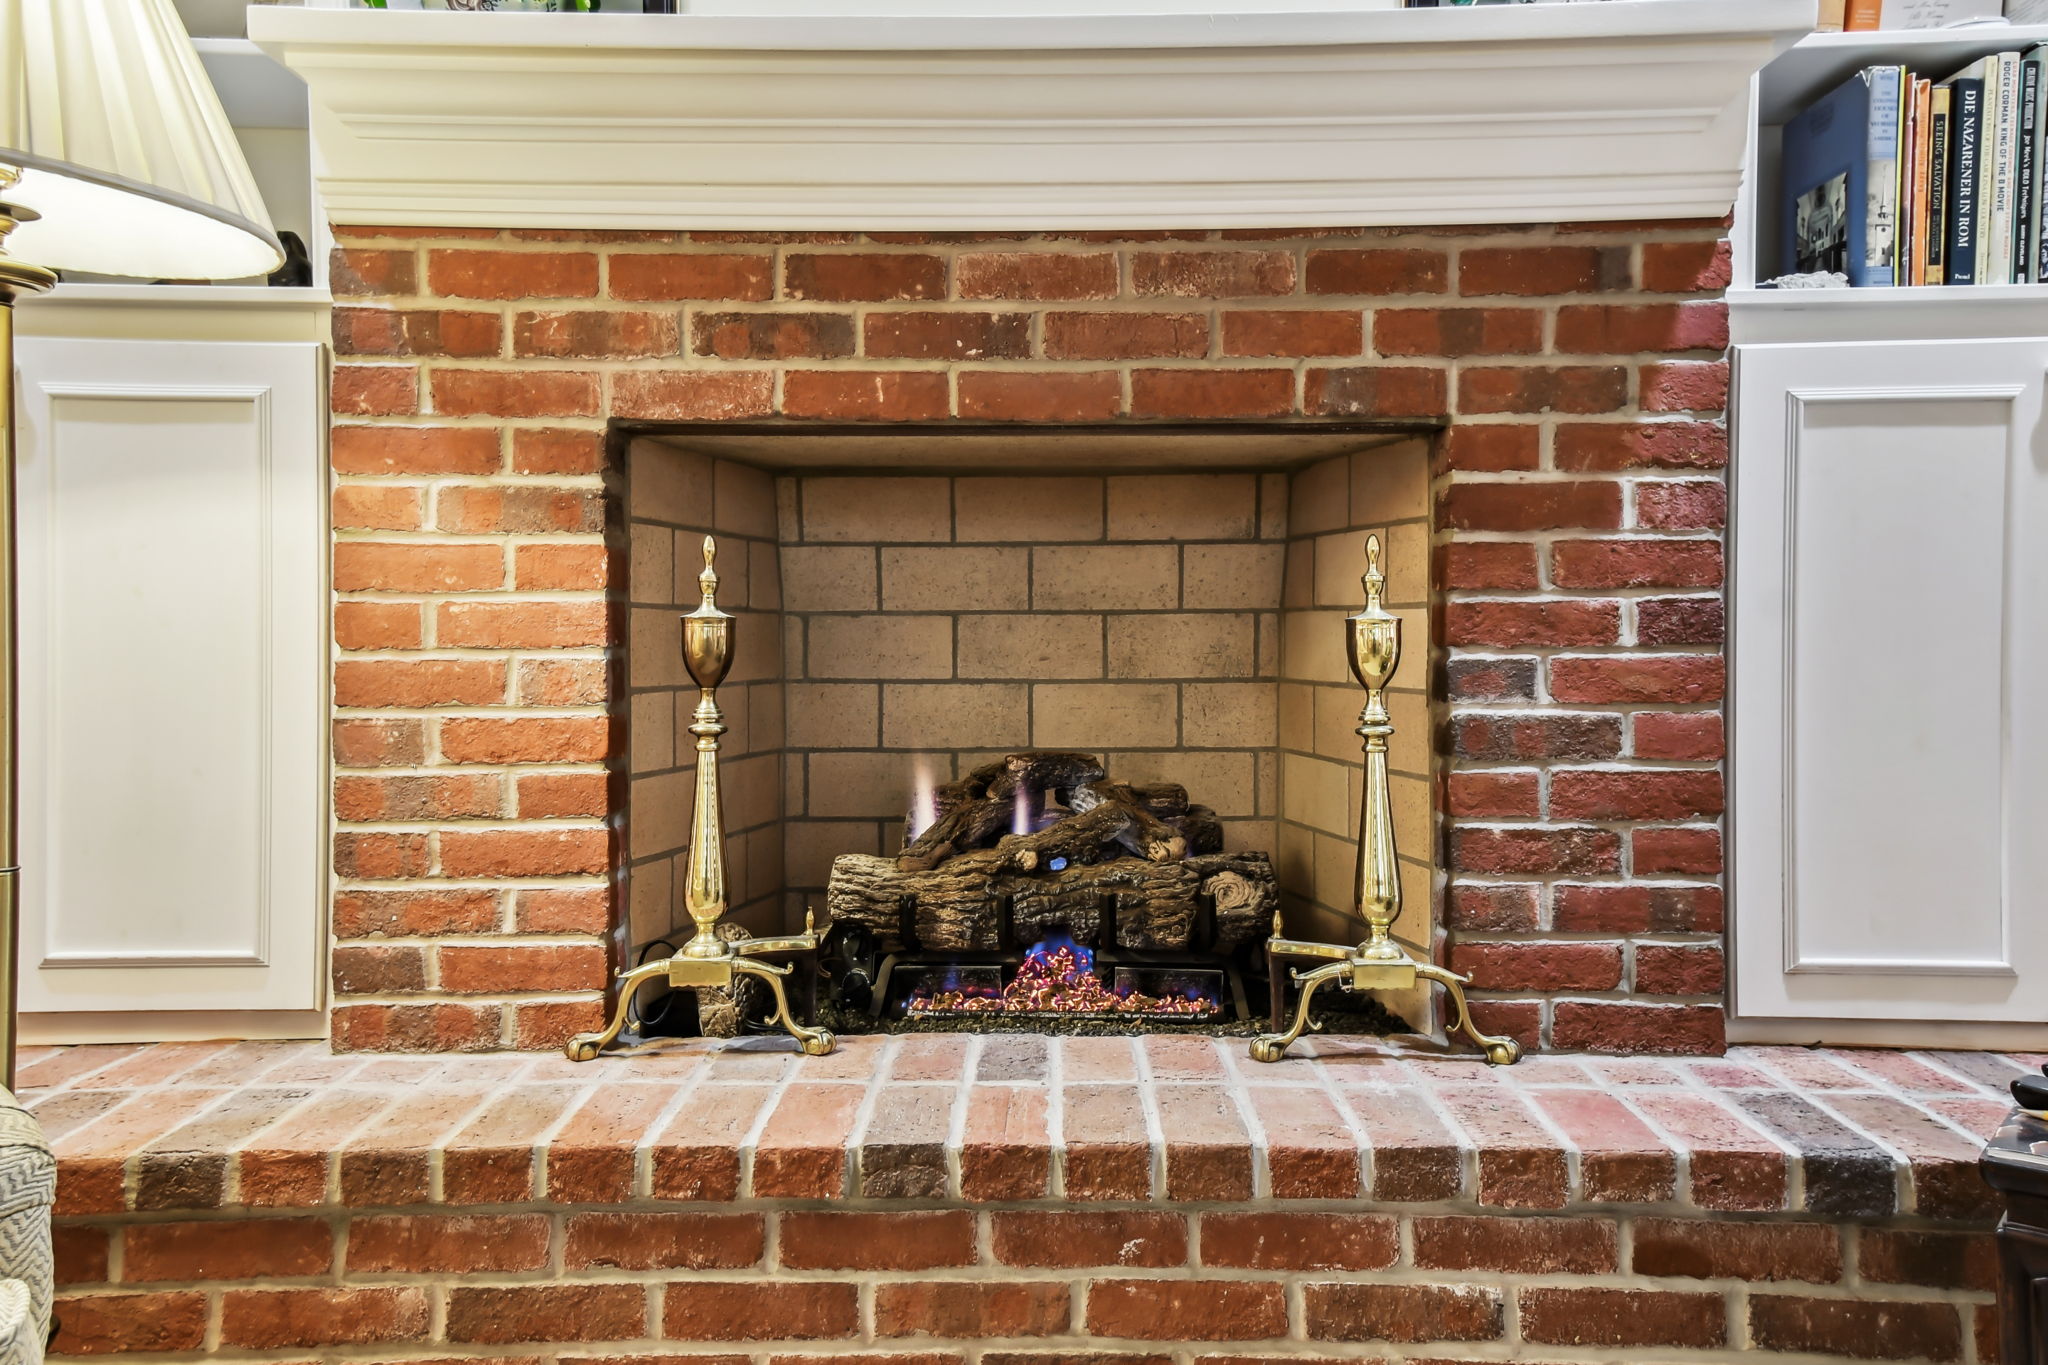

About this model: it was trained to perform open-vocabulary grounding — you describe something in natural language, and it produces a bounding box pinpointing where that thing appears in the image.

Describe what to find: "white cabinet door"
[14,339,325,1017]
[1732,337,2048,1029]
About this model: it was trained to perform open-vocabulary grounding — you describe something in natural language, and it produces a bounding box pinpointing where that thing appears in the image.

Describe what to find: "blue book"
[1945,63,1988,286]
[1781,67,1904,287]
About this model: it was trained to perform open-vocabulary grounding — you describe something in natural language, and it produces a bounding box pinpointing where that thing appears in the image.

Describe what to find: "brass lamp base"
[1251,936,1521,1066]
[565,916,834,1061]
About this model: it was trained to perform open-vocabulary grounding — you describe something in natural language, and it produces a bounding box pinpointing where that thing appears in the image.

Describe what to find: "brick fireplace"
[51,15,2007,1364]
[329,222,1732,1056]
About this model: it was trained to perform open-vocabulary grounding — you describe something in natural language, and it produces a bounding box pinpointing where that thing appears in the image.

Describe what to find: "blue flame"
[1048,856,1069,871]
[1024,931,1094,976]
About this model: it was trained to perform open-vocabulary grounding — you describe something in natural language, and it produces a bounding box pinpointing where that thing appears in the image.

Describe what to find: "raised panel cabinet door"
[13,338,325,1015]
[1731,337,2048,1024]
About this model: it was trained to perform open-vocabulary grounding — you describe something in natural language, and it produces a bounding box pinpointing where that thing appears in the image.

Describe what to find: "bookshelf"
[1757,23,2048,123]
[1733,21,2048,344]
[1727,23,2048,1049]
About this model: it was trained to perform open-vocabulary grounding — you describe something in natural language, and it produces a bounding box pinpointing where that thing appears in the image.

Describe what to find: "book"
[2023,45,2039,280]
[1896,78,1914,284]
[1982,54,2015,284]
[1817,0,1846,27]
[1781,66,1903,285]
[1945,63,1987,284]
[1879,0,2004,22]
[1896,77,1916,284]
[1929,84,1952,283]
[1991,53,2022,282]
[1910,77,1934,285]
[2015,52,2031,282]
[1871,66,1906,285]
[1846,0,1882,27]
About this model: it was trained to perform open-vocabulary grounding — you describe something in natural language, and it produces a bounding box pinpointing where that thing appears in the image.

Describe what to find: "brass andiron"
[567,537,833,1061]
[1251,535,1520,1066]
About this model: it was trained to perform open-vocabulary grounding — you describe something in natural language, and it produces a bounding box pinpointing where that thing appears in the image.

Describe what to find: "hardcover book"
[1783,68,1903,284]
[1990,53,2022,282]
[1944,61,1988,285]
[1930,85,1952,283]
[2023,45,2039,280]
[1910,77,1933,285]
[1877,0,2004,22]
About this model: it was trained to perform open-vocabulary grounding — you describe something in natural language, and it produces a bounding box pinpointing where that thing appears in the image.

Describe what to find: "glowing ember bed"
[902,937,1231,1021]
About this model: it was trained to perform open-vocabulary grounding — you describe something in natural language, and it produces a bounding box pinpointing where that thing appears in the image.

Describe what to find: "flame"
[908,760,939,842]
[1029,931,1094,976]
[1012,782,1033,838]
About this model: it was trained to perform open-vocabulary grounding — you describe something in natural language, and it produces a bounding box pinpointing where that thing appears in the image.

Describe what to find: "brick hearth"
[330,221,1732,1055]
[27,1037,2010,1361]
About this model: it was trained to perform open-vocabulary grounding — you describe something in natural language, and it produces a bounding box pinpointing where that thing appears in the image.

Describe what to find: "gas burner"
[904,934,1223,1020]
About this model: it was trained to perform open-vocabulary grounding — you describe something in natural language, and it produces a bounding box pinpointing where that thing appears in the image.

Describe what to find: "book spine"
[1991,55,2021,284]
[1816,0,1846,30]
[2019,57,2041,282]
[1895,80,1912,286]
[1950,77,1983,286]
[1983,60,2001,283]
[1863,66,1903,287]
[1912,78,1933,287]
[1845,0,1881,30]
[1899,79,1917,286]
[2031,48,2048,283]
[1929,89,1951,284]
[1983,61,2003,282]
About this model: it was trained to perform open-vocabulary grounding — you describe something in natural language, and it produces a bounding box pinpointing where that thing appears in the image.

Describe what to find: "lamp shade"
[0,0,283,280]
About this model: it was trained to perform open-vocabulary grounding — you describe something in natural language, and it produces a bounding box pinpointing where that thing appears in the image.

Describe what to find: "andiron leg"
[1415,962,1522,1066]
[564,960,672,1062]
[735,957,835,1056]
[1250,961,1349,1063]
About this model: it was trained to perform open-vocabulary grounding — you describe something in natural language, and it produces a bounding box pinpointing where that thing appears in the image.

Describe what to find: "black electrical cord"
[623,939,679,1035]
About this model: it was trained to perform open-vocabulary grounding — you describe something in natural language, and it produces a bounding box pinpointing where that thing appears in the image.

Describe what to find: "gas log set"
[821,750,1279,1026]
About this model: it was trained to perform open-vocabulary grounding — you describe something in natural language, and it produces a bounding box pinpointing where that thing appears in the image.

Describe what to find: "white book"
[1989,53,2022,283]
[1976,57,2002,283]
[1883,0,2002,21]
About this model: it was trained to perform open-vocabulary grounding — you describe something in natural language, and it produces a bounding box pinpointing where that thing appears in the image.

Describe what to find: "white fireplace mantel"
[250,0,1811,232]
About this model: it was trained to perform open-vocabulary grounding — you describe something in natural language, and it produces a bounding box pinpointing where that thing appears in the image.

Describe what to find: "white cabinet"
[12,338,327,1030]
[1731,336,2048,1040]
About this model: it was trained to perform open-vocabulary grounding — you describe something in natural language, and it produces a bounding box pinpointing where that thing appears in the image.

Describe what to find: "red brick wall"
[329,221,1731,1053]
[55,1203,1993,1361]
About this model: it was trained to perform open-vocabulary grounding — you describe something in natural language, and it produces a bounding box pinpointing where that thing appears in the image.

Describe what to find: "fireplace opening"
[613,420,1438,1041]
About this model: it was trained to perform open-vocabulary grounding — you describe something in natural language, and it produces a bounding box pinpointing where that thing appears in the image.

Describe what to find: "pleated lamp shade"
[0,0,283,280]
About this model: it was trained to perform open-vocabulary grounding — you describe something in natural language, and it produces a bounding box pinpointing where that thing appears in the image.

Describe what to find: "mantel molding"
[250,1,1811,232]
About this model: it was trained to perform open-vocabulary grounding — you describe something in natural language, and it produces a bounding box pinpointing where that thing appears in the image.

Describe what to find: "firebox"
[617,421,1440,1039]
